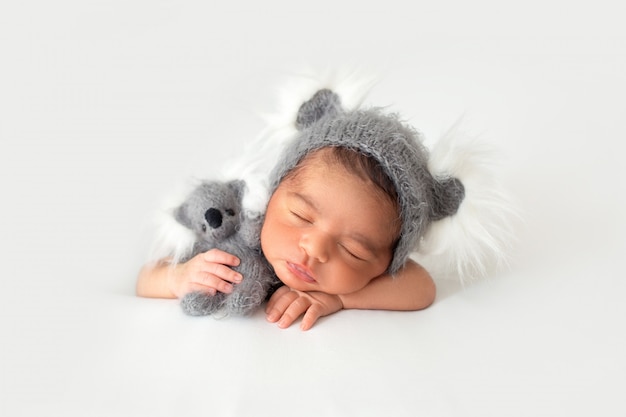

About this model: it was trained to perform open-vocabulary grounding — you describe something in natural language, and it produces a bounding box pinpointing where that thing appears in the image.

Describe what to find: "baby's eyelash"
[290,211,312,223]
[340,244,365,261]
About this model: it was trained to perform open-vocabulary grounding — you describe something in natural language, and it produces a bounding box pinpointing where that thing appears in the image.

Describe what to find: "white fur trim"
[146,179,200,264]
[414,123,520,283]
[148,210,196,264]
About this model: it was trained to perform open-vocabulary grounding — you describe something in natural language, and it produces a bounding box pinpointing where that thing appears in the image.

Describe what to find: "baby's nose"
[205,208,223,229]
[300,231,330,263]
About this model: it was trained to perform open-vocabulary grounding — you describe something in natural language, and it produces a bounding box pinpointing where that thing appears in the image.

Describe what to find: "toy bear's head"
[174,180,244,243]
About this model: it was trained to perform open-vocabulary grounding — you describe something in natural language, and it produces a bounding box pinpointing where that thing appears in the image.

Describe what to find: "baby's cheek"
[259,222,272,253]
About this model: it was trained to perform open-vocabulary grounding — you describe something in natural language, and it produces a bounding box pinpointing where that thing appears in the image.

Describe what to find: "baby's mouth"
[286,262,316,283]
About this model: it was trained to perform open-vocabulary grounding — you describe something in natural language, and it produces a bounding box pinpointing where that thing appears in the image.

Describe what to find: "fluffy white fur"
[147,178,201,264]
[413,122,519,283]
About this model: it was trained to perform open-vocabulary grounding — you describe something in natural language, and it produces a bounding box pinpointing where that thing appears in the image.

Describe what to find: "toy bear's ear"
[174,203,192,228]
[295,89,342,130]
[227,180,245,200]
[429,176,465,221]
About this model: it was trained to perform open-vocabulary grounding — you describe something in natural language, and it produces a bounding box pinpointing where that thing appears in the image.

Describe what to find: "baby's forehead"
[287,147,371,180]
[279,153,401,243]
[279,148,329,183]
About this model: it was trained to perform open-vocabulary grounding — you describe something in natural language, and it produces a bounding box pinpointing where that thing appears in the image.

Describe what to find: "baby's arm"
[265,259,435,330]
[136,249,243,299]
[339,260,436,311]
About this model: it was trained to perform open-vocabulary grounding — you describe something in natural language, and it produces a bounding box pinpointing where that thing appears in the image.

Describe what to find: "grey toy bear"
[174,180,279,316]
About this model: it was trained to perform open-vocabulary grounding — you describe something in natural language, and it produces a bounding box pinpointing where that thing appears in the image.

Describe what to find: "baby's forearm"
[338,260,435,311]
[136,261,177,299]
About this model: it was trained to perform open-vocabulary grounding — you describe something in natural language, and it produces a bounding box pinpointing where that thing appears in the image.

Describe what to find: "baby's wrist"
[165,262,182,298]
[336,294,346,310]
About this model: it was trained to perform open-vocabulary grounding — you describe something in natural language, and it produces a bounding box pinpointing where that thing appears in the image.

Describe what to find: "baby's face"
[261,151,398,295]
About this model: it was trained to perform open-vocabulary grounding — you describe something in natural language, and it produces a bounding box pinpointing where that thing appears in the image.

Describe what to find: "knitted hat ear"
[429,177,465,221]
[414,123,519,282]
[295,89,342,130]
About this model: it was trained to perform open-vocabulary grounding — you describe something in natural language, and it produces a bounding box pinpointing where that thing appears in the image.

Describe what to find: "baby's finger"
[265,286,292,315]
[193,271,236,294]
[277,297,312,329]
[300,304,324,331]
[201,248,240,267]
[186,283,217,296]
[266,288,300,323]
[201,262,243,285]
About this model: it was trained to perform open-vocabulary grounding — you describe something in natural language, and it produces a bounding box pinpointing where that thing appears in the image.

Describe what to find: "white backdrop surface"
[1,1,625,416]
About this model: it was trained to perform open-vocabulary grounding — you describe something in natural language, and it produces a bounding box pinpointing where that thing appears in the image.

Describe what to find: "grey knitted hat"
[269,89,466,274]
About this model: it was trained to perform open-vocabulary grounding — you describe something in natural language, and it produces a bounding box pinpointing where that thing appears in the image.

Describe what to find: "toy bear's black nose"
[205,208,222,229]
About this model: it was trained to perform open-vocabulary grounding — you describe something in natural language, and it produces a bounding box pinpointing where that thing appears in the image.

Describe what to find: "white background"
[1,1,625,416]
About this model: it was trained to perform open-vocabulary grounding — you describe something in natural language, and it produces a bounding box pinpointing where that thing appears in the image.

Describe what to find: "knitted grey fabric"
[269,89,465,275]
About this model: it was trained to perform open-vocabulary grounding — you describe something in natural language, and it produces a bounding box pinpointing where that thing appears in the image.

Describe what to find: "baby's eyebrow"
[288,191,320,213]
[346,232,379,256]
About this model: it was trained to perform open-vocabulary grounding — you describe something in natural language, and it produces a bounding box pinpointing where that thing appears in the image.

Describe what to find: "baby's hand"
[168,249,242,298]
[265,286,344,331]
